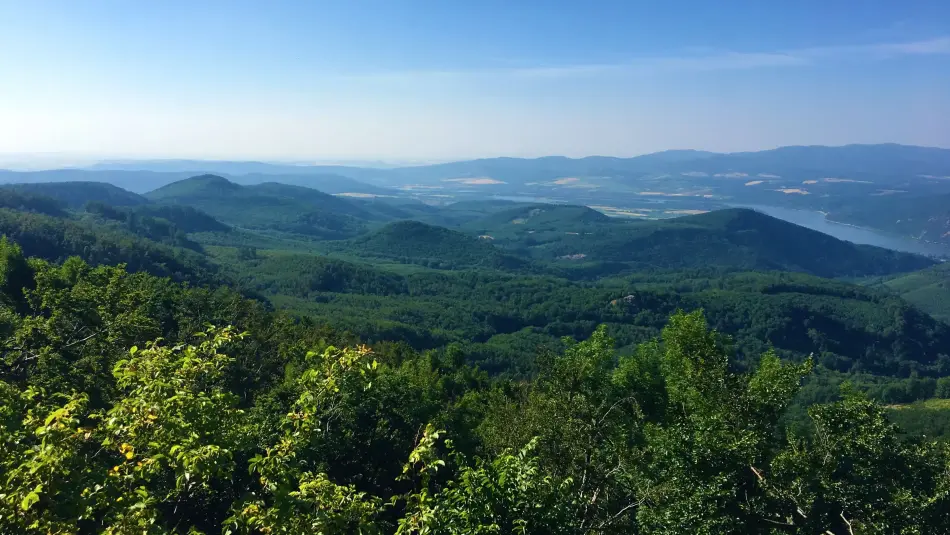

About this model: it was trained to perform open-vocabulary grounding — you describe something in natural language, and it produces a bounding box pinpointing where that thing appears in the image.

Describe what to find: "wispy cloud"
[336,36,950,82]
[794,36,950,59]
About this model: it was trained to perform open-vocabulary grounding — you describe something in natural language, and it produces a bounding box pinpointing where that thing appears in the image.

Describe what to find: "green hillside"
[234,257,950,380]
[229,172,394,195]
[0,189,67,217]
[475,207,934,278]
[0,208,219,285]
[0,181,147,208]
[343,220,531,270]
[466,203,613,233]
[146,174,374,238]
[829,192,950,244]
[882,262,950,322]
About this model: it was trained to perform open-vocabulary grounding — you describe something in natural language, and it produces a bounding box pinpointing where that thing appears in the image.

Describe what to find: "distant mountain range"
[2,144,948,196]
[63,143,950,184]
[5,144,950,247]
[0,168,391,195]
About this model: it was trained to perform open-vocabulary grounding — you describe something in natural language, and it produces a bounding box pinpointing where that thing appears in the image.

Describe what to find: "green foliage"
[256,265,950,380]
[229,344,382,534]
[1,271,949,533]
[0,208,220,285]
[342,220,532,271]
[2,181,147,209]
[145,175,374,239]
[87,202,230,234]
[882,262,950,322]
[635,312,813,533]
[0,183,950,532]
[231,251,409,296]
[0,188,67,217]
[765,389,950,532]
[477,208,934,278]
[397,433,578,534]
[887,398,950,440]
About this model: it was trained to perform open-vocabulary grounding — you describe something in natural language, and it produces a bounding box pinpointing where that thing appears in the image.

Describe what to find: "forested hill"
[145,174,378,239]
[342,220,532,270]
[465,203,613,231]
[881,261,950,322]
[0,181,148,208]
[0,207,222,285]
[473,207,935,278]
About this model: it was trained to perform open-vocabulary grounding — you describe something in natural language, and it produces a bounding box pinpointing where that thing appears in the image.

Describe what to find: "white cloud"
[337,36,950,82]
[794,36,950,59]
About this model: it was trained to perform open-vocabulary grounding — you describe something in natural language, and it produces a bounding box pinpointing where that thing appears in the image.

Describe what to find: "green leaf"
[21,491,40,511]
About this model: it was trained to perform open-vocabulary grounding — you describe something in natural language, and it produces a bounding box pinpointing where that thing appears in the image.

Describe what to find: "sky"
[2,0,950,162]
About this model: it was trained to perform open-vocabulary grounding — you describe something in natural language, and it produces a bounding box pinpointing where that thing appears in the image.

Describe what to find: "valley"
[4,145,950,532]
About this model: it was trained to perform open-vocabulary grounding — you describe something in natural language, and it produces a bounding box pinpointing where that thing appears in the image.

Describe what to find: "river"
[734,204,950,258]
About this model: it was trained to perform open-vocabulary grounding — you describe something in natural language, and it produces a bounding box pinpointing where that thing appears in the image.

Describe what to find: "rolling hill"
[0,181,148,208]
[465,204,613,233]
[467,207,935,278]
[11,145,950,219]
[229,173,393,195]
[882,262,950,322]
[375,143,950,186]
[0,207,220,285]
[0,169,197,193]
[145,175,378,239]
[829,193,950,244]
[57,143,950,190]
[343,220,531,270]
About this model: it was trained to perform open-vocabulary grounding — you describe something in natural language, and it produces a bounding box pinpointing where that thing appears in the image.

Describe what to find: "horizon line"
[2,141,950,170]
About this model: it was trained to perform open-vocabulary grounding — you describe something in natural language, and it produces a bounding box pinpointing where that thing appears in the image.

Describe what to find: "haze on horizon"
[2,1,950,162]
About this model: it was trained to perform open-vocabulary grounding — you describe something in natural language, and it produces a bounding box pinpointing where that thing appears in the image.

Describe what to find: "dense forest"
[2,178,950,533]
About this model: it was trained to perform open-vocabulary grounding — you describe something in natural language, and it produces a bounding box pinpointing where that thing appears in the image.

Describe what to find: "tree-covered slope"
[882,262,950,322]
[0,189,67,217]
[230,172,394,195]
[2,251,949,533]
[829,192,950,244]
[146,175,374,238]
[343,220,532,270]
[465,203,613,233]
[0,208,220,285]
[258,264,950,379]
[0,181,147,208]
[481,208,934,278]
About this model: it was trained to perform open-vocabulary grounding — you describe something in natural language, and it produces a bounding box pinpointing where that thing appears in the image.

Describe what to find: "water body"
[734,204,950,258]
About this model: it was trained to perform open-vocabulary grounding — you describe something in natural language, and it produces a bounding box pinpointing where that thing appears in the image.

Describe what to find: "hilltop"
[466,204,612,233]
[462,207,933,278]
[0,181,147,208]
[145,175,376,239]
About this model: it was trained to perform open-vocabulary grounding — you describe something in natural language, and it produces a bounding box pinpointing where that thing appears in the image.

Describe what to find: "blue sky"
[1,0,949,161]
